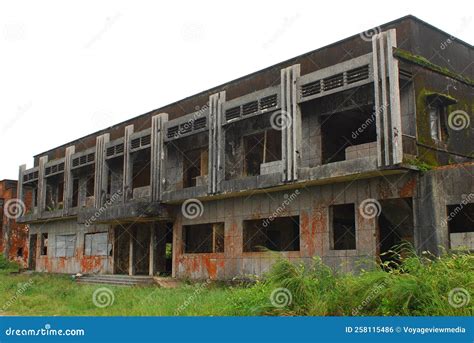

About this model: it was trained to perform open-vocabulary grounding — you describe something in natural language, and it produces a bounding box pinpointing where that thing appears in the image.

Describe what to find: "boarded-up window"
[55,234,76,257]
[84,232,109,256]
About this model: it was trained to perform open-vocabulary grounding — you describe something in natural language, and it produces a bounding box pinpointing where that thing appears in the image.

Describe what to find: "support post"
[123,125,134,202]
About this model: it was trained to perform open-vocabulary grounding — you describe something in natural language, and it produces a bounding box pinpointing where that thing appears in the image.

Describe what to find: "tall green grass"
[227,248,474,316]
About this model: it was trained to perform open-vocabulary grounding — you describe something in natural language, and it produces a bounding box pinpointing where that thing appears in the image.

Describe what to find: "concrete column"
[63,146,75,213]
[129,227,135,276]
[37,156,48,213]
[94,134,110,208]
[208,91,225,194]
[151,113,168,202]
[149,225,155,276]
[123,125,134,202]
[372,29,403,167]
[17,165,26,206]
[280,64,301,182]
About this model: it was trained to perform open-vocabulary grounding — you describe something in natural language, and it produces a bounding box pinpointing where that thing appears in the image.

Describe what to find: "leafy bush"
[228,249,474,316]
[0,254,19,272]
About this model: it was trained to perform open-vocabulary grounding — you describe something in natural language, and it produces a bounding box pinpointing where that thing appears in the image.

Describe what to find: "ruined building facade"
[16,16,473,279]
[0,180,29,267]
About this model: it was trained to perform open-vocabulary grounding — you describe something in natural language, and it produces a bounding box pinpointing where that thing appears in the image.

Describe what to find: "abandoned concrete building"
[0,180,29,267]
[15,16,473,280]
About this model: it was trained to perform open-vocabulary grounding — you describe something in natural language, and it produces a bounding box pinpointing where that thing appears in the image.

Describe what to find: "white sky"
[0,0,472,179]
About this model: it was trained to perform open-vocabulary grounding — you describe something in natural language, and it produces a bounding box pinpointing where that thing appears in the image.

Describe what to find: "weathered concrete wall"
[173,172,418,280]
[0,180,29,267]
[29,219,113,274]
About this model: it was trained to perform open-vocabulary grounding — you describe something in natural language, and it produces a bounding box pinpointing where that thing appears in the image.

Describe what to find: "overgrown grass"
[0,249,472,316]
[228,248,474,316]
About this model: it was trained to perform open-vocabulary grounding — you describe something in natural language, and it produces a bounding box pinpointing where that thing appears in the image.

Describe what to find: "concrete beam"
[37,156,48,213]
[151,113,168,202]
[94,134,110,208]
[281,64,301,182]
[123,125,134,202]
[17,164,26,207]
[208,91,226,194]
[63,146,75,212]
[372,29,403,167]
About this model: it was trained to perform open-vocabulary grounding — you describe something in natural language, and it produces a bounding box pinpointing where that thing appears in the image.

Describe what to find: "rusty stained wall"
[28,219,113,274]
[0,180,29,267]
[173,172,418,280]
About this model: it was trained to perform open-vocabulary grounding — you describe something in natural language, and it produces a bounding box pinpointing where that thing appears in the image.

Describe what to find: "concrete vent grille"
[45,166,51,175]
[259,94,277,111]
[242,101,258,116]
[167,125,179,138]
[23,170,39,182]
[399,68,412,79]
[193,117,206,130]
[131,138,140,149]
[301,80,322,97]
[346,65,369,84]
[141,134,151,147]
[323,73,344,91]
[106,147,115,157]
[179,122,192,135]
[225,106,241,121]
[115,143,124,154]
[72,153,95,168]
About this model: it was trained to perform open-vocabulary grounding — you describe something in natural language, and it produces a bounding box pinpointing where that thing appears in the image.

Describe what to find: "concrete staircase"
[76,274,156,287]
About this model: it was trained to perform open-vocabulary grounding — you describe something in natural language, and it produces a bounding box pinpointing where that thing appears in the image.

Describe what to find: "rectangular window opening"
[243,129,281,176]
[331,204,356,250]
[40,233,48,256]
[243,216,300,252]
[184,223,224,253]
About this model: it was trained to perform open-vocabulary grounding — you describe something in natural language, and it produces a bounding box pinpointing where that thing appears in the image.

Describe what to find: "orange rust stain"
[81,256,103,272]
[399,177,416,198]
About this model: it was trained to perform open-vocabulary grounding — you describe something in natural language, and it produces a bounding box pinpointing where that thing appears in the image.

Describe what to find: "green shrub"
[0,254,19,272]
